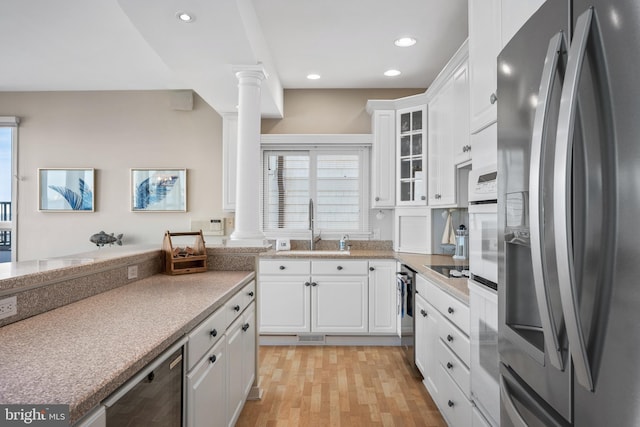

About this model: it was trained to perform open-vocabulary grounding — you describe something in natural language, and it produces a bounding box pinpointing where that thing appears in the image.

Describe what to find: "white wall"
[0,91,224,261]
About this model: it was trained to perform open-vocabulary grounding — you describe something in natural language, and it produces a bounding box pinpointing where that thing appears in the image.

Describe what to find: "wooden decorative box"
[162,230,208,275]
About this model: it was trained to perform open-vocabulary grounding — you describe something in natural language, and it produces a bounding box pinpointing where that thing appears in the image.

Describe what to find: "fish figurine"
[90,231,123,247]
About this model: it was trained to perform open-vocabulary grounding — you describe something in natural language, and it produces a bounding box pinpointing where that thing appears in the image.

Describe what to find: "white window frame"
[0,116,19,262]
[260,134,372,240]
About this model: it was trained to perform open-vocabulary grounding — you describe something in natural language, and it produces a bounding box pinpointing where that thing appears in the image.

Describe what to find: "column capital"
[232,65,267,82]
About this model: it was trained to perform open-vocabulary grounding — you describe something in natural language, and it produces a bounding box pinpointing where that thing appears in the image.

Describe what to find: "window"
[0,117,19,263]
[262,146,369,238]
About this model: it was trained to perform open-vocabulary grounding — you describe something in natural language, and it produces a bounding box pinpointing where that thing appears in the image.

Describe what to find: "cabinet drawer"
[188,307,226,370]
[311,260,368,275]
[225,281,255,327]
[260,260,310,275]
[437,364,472,427]
[439,316,471,367]
[426,279,470,335]
[437,337,470,399]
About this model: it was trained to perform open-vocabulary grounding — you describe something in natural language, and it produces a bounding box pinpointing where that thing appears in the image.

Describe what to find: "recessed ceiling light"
[176,11,195,23]
[394,37,417,47]
[307,74,321,80]
[384,69,401,77]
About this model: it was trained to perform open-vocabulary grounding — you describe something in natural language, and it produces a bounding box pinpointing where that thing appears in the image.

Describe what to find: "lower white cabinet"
[227,302,256,427]
[415,293,440,395]
[187,338,226,427]
[312,276,368,334]
[368,260,398,334]
[259,275,311,333]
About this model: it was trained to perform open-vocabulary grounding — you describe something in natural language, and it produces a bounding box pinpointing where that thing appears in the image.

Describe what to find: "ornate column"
[228,66,268,246]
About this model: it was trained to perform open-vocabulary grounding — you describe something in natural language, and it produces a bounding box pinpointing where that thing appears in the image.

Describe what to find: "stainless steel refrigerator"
[497,0,640,425]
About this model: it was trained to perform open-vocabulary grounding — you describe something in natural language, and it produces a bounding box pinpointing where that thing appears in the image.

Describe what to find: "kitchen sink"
[276,250,351,256]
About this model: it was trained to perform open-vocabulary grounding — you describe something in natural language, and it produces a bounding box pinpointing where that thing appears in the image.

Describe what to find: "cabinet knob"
[421,195,426,200]
[242,323,250,332]
[462,146,467,152]
[233,305,241,312]
[448,400,455,408]
[337,266,343,271]
[420,309,428,318]
[279,265,285,270]
[448,307,454,314]
[447,362,453,369]
[375,196,380,202]
[490,93,498,104]
[210,329,218,338]
[467,144,472,152]
[209,354,217,364]
[248,291,254,297]
[311,282,318,287]
[369,267,375,271]
[304,281,311,287]
[447,334,454,342]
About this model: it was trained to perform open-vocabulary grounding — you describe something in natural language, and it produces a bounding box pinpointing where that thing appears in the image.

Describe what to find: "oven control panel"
[468,166,497,202]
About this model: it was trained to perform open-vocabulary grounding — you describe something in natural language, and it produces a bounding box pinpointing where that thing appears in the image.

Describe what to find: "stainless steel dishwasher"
[103,338,186,427]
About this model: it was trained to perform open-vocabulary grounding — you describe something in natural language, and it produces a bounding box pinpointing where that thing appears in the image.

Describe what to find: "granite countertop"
[260,249,470,303]
[0,270,255,424]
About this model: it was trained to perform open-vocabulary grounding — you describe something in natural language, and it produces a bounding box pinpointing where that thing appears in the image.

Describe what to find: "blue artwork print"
[48,178,93,210]
[134,174,179,209]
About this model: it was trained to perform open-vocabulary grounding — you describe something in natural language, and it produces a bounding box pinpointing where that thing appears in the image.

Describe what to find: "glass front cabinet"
[396,105,427,205]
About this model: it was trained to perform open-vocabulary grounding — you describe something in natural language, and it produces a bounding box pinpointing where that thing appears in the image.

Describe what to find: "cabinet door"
[415,294,440,396]
[226,315,245,427]
[311,276,368,333]
[397,106,427,206]
[242,304,256,399]
[258,276,311,333]
[429,80,456,207]
[371,109,396,208]
[469,0,501,133]
[453,62,471,165]
[368,260,397,334]
[187,338,226,427]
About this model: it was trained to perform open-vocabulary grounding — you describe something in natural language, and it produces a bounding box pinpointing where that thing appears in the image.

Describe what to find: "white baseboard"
[259,334,402,346]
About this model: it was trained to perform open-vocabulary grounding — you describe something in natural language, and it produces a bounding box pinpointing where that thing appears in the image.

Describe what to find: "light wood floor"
[236,346,447,427]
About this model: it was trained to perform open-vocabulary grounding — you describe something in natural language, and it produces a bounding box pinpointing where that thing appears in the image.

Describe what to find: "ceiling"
[0,0,468,118]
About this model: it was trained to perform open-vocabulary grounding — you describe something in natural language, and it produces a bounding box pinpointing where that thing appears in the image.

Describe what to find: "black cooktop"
[425,264,470,278]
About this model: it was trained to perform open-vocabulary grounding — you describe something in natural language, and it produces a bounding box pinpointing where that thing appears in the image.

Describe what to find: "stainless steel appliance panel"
[397,265,418,376]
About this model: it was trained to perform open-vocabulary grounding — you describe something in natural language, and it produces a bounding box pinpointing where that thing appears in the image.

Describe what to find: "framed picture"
[131,168,187,212]
[38,168,95,212]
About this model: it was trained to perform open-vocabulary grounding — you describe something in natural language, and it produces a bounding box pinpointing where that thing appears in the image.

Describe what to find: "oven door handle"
[528,31,566,371]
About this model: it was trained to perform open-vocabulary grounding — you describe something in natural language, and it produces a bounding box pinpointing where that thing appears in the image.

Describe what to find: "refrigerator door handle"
[529,31,566,372]
[554,7,595,391]
[500,376,528,427]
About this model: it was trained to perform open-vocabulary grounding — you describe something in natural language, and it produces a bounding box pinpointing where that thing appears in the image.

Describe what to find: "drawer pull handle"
[337,266,343,270]
[279,265,286,270]
[375,196,380,202]
[242,323,250,332]
[209,355,217,364]
[490,93,498,104]
[448,307,454,314]
[304,281,311,287]
[311,282,318,287]
[369,267,375,271]
[447,362,453,369]
[233,305,241,312]
[210,329,218,338]
[420,309,428,318]
[447,334,454,342]
[248,291,254,297]
[448,400,454,408]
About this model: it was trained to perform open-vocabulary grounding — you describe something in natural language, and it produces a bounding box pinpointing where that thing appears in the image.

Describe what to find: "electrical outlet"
[225,217,235,231]
[0,296,17,320]
[128,265,138,280]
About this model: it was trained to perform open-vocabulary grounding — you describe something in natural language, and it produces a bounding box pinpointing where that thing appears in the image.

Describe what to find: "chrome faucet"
[308,198,315,250]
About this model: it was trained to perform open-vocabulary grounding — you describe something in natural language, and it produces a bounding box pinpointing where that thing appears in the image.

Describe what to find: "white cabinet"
[368,260,397,334]
[468,0,501,133]
[428,79,456,206]
[187,338,226,427]
[452,63,471,165]
[312,276,368,334]
[369,108,396,208]
[394,207,432,254]
[396,105,428,205]
[415,292,440,396]
[259,275,311,333]
[501,0,546,48]
[227,301,256,427]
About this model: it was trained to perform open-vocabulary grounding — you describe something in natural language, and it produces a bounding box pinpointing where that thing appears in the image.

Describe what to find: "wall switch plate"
[0,296,17,320]
[128,265,138,280]
[191,218,225,236]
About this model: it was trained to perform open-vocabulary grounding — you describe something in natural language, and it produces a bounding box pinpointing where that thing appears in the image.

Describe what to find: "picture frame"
[131,168,187,212]
[38,168,95,212]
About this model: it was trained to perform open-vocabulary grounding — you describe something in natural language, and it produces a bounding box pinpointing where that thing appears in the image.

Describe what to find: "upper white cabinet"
[396,105,428,206]
[452,63,471,165]
[468,0,501,134]
[501,0,546,48]
[367,105,396,208]
[428,79,456,207]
